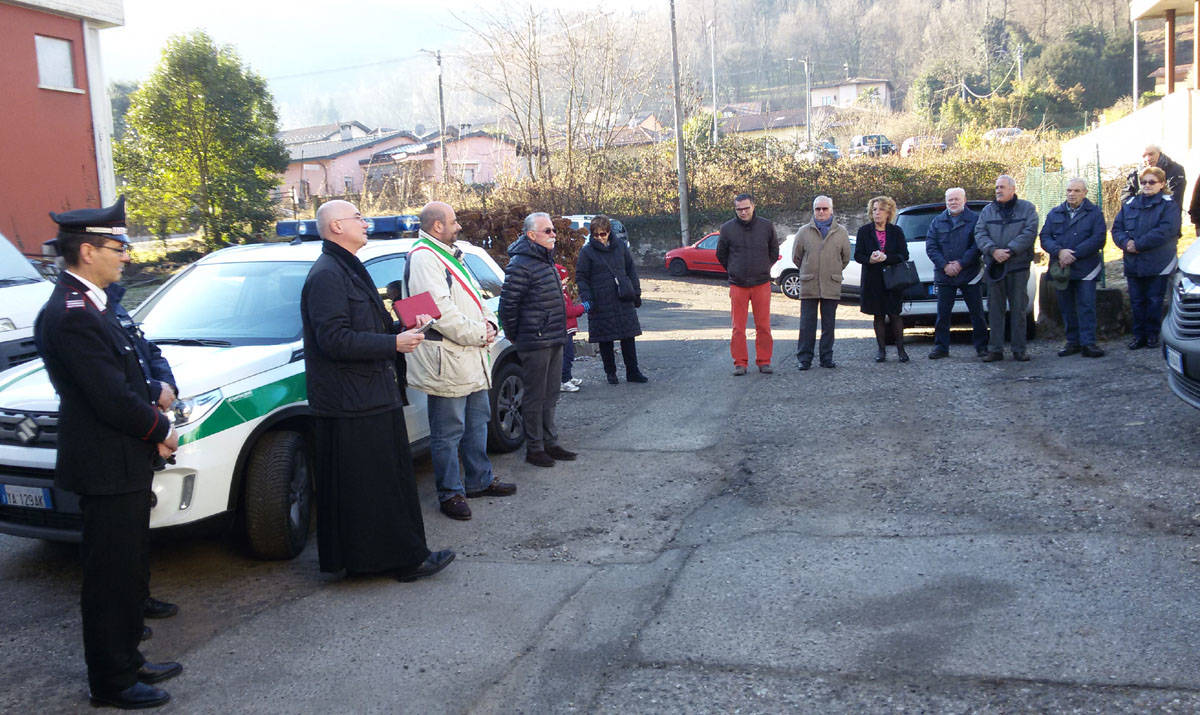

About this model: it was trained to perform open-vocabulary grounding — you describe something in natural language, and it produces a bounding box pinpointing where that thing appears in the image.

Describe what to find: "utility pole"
[708,20,718,147]
[803,56,812,145]
[668,0,690,246]
[1016,44,1023,81]
[1133,20,1140,108]
[421,49,449,183]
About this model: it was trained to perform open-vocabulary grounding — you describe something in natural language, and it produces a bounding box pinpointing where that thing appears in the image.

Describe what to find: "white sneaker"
[568,377,582,387]
[560,381,580,392]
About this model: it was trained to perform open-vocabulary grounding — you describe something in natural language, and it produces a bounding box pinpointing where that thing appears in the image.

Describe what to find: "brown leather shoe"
[439,495,472,520]
[545,445,577,461]
[981,351,1004,362]
[466,480,517,498]
[525,450,555,467]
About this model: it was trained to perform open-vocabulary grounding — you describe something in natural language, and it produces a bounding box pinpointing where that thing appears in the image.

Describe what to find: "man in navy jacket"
[925,188,988,359]
[1039,179,1107,357]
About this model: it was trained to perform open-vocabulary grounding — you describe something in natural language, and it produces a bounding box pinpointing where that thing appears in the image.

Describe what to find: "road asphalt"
[1,272,1198,713]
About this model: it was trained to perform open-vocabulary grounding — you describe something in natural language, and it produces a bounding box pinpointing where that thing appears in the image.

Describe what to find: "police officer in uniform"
[34,197,182,709]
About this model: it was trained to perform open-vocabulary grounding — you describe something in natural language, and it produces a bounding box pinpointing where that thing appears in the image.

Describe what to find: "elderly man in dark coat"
[499,212,576,468]
[1039,178,1107,358]
[975,174,1039,362]
[34,197,182,709]
[926,187,988,359]
[1122,144,1186,202]
[300,199,454,581]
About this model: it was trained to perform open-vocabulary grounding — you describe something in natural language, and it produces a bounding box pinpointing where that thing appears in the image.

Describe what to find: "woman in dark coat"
[854,195,911,362]
[575,214,648,384]
[1112,165,1182,349]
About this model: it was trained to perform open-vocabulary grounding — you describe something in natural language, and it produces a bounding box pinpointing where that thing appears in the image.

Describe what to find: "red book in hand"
[392,291,441,329]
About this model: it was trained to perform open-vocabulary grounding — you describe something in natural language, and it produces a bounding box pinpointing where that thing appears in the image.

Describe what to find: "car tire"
[244,430,312,560]
[668,258,688,277]
[1025,310,1037,340]
[487,359,525,453]
[779,271,802,300]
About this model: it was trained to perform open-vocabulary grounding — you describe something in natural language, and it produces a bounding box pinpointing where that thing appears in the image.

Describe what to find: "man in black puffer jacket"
[499,212,577,468]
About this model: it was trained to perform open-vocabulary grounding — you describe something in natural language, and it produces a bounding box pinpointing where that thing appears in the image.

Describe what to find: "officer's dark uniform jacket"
[35,273,171,495]
[926,207,982,285]
[107,281,177,403]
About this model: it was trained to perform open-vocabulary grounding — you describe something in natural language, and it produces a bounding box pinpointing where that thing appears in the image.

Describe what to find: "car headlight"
[170,389,222,427]
[0,318,15,332]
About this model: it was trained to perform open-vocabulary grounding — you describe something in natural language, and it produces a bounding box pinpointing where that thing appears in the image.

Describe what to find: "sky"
[99,0,648,130]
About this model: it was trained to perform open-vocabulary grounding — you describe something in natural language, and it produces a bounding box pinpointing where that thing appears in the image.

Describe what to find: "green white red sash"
[410,234,486,313]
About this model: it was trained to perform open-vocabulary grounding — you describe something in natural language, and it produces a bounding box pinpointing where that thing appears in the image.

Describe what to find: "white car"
[0,238,525,560]
[771,200,1041,333]
[0,233,54,371]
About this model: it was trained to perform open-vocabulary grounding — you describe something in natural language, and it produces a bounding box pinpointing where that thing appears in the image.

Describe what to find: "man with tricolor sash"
[407,202,517,521]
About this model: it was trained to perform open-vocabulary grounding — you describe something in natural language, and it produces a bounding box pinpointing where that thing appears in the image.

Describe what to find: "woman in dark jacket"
[855,195,911,362]
[575,214,648,384]
[1112,166,1182,349]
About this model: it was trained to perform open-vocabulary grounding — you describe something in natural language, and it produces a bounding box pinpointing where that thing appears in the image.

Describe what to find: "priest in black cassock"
[300,199,454,580]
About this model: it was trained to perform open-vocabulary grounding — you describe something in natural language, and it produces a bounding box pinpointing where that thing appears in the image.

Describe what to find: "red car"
[665,232,725,276]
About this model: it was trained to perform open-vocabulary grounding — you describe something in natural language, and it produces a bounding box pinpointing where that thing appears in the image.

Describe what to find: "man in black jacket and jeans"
[499,212,576,468]
[716,193,779,375]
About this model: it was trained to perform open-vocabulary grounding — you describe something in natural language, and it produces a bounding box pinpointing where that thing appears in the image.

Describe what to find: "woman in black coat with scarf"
[855,195,911,362]
[575,215,648,384]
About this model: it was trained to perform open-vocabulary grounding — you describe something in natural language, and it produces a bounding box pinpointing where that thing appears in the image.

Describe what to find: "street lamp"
[787,56,812,145]
[420,49,449,183]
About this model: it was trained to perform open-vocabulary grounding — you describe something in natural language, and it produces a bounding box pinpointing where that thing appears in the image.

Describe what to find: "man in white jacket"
[407,202,516,521]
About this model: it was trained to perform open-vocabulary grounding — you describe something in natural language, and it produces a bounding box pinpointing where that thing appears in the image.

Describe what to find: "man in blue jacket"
[925,188,988,359]
[1039,179,1107,358]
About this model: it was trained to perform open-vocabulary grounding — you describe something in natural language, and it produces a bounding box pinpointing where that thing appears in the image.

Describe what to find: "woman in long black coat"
[575,214,648,384]
[854,195,911,362]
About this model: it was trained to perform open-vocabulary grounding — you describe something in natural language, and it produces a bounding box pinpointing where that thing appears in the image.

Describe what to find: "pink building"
[367,130,527,185]
[279,124,417,203]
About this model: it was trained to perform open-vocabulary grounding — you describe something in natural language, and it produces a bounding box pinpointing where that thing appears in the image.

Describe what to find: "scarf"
[410,232,486,313]
[997,194,1019,217]
[814,216,833,238]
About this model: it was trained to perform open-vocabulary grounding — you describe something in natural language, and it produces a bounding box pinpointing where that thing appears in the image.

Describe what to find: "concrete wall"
[0,2,102,253]
[1062,89,1200,208]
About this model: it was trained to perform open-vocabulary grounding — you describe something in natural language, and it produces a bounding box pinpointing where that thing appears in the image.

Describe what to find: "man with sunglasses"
[499,212,575,468]
[35,197,182,709]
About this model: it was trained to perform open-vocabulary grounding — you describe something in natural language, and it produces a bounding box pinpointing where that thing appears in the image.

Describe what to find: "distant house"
[1152,64,1192,95]
[720,106,837,142]
[364,129,526,186]
[0,0,123,253]
[278,123,417,203]
[810,78,893,111]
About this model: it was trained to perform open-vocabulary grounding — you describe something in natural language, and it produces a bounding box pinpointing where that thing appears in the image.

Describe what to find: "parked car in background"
[665,232,725,276]
[1163,240,1200,409]
[900,135,947,157]
[0,235,525,561]
[771,200,1041,335]
[0,233,54,372]
[794,140,841,162]
[564,215,597,232]
[848,134,896,158]
[982,127,1025,145]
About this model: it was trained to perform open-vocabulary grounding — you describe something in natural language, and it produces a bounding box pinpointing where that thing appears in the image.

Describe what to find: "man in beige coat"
[407,201,516,521]
[792,195,852,370]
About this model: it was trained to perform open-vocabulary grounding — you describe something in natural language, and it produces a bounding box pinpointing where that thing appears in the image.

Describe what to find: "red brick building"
[0,1,122,255]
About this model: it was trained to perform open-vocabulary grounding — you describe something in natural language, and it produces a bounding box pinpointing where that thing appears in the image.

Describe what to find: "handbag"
[597,247,637,301]
[882,260,919,291]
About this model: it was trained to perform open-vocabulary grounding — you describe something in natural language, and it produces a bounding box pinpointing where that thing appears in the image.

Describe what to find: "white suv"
[0,238,524,560]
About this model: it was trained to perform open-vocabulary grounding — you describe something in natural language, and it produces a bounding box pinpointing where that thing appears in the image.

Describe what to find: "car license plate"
[928,284,937,297]
[1166,345,1183,374]
[0,484,53,510]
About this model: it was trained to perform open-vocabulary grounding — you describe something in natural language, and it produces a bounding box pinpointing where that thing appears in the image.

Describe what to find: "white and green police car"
[0,236,524,560]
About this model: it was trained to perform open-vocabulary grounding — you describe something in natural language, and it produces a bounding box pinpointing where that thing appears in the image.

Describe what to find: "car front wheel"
[779,271,802,300]
[487,360,525,453]
[243,430,312,560]
[668,258,688,276]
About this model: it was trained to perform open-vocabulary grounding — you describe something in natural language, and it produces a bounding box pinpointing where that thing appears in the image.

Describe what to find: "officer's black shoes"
[89,682,170,709]
[137,662,182,685]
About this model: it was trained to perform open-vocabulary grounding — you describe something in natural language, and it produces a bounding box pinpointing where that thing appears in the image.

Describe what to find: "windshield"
[0,233,44,283]
[135,261,311,345]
